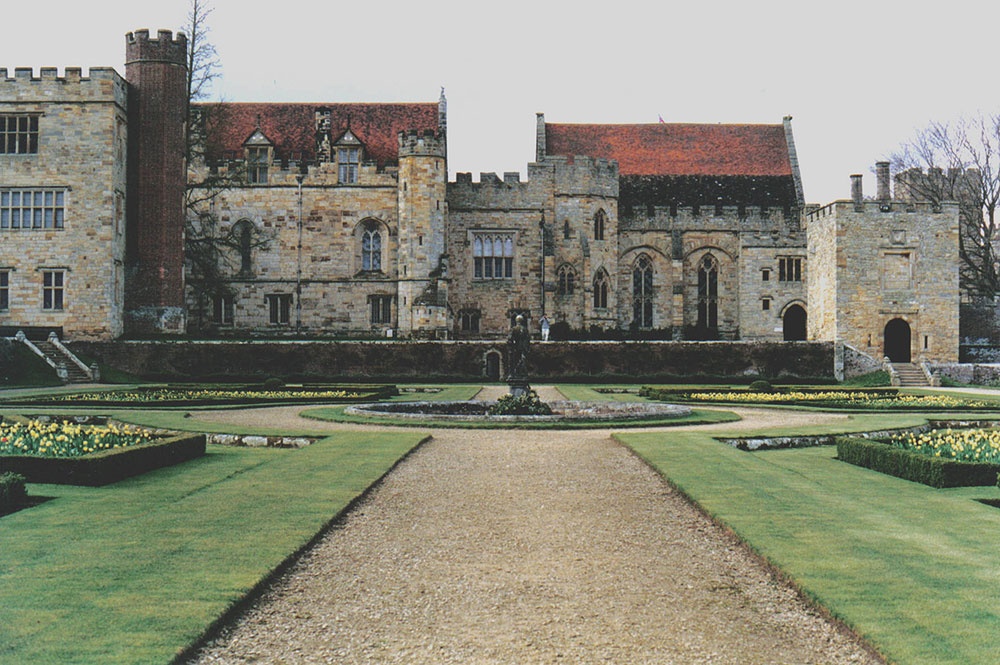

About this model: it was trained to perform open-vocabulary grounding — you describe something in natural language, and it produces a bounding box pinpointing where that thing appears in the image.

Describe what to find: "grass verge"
[617,424,1000,665]
[0,431,427,665]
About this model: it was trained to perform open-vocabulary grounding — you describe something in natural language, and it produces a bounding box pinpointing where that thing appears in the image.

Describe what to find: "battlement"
[0,67,126,105]
[806,197,959,223]
[125,29,187,66]
[398,128,446,157]
[622,203,801,233]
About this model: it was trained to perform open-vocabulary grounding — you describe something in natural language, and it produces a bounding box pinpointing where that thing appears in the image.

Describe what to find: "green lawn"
[0,431,427,665]
[619,427,1000,665]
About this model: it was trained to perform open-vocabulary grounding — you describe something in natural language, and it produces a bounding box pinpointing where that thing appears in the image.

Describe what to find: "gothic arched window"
[361,220,382,272]
[593,269,609,309]
[594,209,607,241]
[697,254,719,330]
[557,264,576,296]
[632,254,653,328]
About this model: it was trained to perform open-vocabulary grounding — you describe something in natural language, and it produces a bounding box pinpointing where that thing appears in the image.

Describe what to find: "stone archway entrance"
[884,318,911,362]
[782,304,807,341]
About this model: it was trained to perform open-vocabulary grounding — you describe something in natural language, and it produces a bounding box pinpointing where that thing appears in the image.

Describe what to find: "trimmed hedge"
[0,472,27,511]
[836,436,1000,488]
[0,433,206,486]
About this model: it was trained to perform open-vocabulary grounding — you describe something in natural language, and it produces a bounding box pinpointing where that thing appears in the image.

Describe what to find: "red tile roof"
[197,102,440,166]
[544,123,792,177]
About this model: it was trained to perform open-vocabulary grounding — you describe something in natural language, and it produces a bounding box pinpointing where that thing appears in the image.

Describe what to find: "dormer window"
[335,129,363,184]
[243,128,273,185]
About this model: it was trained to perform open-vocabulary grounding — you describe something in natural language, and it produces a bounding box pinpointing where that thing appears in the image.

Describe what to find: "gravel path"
[186,389,881,664]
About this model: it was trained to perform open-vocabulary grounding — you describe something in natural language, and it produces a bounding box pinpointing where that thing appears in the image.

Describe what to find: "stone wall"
[806,187,961,362]
[0,67,128,339]
[70,339,836,382]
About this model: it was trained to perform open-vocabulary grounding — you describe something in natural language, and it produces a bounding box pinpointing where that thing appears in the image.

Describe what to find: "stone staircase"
[15,333,94,383]
[891,362,930,387]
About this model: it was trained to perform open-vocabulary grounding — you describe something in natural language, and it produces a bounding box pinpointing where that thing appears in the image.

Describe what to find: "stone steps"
[891,362,929,387]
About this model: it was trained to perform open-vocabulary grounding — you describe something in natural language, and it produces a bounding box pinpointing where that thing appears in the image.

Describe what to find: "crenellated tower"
[397,129,449,336]
[123,29,188,335]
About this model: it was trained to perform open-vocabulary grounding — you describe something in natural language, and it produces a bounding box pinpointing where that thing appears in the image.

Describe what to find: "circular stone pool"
[344,400,692,423]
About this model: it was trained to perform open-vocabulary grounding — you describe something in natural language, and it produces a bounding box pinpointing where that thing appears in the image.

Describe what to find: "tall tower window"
[557,264,576,295]
[361,221,383,272]
[632,254,653,328]
[593,269,609,309]
[0,270,9,310]
[594,209,607,241]
[697,254,719,330]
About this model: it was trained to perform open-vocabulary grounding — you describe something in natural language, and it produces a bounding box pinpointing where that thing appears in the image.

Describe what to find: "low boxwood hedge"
[0,472,27,511]
[0,433,206,486]
[836,436,1000,488]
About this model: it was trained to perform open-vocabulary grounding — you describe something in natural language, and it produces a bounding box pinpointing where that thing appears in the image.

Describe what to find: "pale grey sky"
[4,0,996,204]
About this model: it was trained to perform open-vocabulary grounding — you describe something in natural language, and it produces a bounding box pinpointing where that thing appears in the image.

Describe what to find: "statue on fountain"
[506,314,531,396]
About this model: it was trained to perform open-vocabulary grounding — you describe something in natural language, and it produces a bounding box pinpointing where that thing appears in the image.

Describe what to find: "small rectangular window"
[338,147,360,184]
[460,309,481,332]
[42,270,64,310]
[762,298,771,311]
[266,294,292,325]
[0,115,39,154]
[0,270,9,311]
[778,257,802,282]
[214,294,234,325]
[369,294,393,324]
[761,269,770,282]
[246,147,269,184]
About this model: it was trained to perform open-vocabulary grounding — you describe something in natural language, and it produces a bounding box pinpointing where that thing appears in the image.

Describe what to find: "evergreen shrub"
[836,437,1000,487]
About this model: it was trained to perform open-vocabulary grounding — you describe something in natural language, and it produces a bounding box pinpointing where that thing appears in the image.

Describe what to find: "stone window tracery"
[593,269,609,309]
[361,220,383,272]
[697,254,718,330]
[594,209,607,241]
[473,233,514,279]
[632,254,653,328]
[557,264,576,296]
[369,294,393,324]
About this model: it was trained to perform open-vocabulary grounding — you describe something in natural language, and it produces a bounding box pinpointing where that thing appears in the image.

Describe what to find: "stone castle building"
[0,28,961,363]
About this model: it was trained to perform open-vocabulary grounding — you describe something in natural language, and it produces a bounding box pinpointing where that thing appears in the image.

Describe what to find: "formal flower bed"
[45,387,362,403]
[890,428,1000,464]
[680,390,993,410]
[0,419,155,458]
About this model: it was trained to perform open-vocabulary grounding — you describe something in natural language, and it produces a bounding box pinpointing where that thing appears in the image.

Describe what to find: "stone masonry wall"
[0,67,128,340]
[807,196,960,362]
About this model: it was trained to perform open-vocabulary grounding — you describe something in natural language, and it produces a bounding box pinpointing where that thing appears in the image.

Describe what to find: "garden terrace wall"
[70,340,835,382]
[0,433,206,486]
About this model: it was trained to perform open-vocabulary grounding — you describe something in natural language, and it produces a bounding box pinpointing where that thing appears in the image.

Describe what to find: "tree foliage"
[889,113,1000,298]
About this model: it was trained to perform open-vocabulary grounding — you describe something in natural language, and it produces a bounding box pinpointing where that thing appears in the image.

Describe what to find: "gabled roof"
[544,122,793,177]
[197,102,440,167]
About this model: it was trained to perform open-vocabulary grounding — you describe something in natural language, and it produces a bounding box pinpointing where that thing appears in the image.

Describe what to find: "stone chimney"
[876,161,891,203]
[850,174,863,210]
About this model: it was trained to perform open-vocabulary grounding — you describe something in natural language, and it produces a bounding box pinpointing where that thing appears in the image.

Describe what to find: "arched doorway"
[884,318,911,362]
[782,304,807,341]
[484,350,502,381]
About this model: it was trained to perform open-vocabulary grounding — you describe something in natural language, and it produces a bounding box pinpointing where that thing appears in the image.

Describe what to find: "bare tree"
[890,113,1000,298]
[180,0,271,332]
